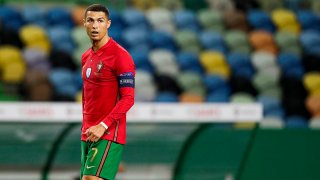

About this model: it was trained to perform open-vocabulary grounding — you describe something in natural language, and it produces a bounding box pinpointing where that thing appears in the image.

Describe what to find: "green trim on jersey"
[81,140,123,180]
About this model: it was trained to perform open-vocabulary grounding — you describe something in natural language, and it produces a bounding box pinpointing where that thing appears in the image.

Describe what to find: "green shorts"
[80,140,124,180]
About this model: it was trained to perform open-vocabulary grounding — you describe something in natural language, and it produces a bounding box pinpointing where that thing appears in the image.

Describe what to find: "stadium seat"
[300,30,320,56]
[247,9,276,33]
[46,7,74,28]
[22,5,47,27]
[199,51,230,78]
[252,67,281,93]
[130,0,159,11]
[2,61,26,84]
[149,30,177,52]
[285,115,308,128]
[224,30,251,54]
[159,0,183,10]
[130,47,154,73]
[284,0,308,11]
[135,70,157,101]
[198,30,227,54]
[149,49,179,77]
[203,74,230,94]
[303,72,320,95]
[122,8,149,28]
[176,71,206,97]
[257,94,285,118]
[197,9,224,32]
[49,50,78,71]
[223,10,250,32]
[230,92,255,103]
[173,9,200,32]
[274,31,301,55]
[48,68,78,98]
[179,92,204,102]
[305,94,320,117]
[70,5,86,26]
[47,26,75,53]
[249,30,278,55]
[0,6,25,32]
[251,51,277,71]
[206,91,230,102]
[260,116,284,129]
[174,30,200,53]
[22,47,50,72]
[271,8,301,34]
[176,51,203,74]
[277,52,304,79]
[258,0,284,12]
[19,25,51,53]
[207,0,235,12]
[0,46,23,67]
[296,10,320,31]
[146,8,176,34]
[155,92,179,102]
[122,26,150,49]
[226,52,255,79]
[309,117,320,129]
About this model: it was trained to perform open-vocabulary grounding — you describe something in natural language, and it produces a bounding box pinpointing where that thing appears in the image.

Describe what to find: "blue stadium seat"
[122,26,150,49]
[122,8,149,29]
[46,7,74,28]
[130,46,154,73]
[247,9,276,33]
[300,30,320,56]
[277,53,304,79]
[199,31,227,54]
[22,6,47,28]
[257,95,284,118]
[173,9,199,32]
[47,26,75,53]
[227,52,254,79]
[296,10,320,31]
[206,91,230,102]
[0,6,25,32]
[149,30,177,52]
[285,115,308,128]
[176,52,203,74]
[49,68,78,98]
[203,74,230,94]
[155,92,179,102]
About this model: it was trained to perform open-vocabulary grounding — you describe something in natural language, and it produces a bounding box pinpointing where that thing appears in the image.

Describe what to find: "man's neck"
[92,35,110,52]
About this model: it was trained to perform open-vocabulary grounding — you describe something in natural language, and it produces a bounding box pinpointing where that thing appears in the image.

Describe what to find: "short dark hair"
[84,4,109,19]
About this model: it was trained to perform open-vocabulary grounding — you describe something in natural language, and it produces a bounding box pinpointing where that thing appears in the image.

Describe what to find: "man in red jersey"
[80,4,135,180]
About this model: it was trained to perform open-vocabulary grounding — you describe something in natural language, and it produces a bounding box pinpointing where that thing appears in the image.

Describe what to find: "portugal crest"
[86,68,92,78]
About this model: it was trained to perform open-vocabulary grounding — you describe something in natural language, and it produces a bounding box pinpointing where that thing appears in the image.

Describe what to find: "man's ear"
[107,20,111,29]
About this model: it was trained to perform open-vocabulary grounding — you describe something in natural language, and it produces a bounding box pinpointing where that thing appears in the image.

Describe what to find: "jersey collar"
[91,37,113,57]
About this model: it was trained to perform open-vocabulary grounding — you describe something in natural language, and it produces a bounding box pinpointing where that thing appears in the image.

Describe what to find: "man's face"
[84,11,111,41]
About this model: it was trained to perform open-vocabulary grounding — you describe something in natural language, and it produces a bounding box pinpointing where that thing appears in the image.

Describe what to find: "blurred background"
[0,0,320,179]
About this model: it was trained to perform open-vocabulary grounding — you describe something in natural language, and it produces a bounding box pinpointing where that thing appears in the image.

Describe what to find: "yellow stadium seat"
[303,72,320,94]
[19,25,49,46]
[199,51,230,78]
[271,9,301,34]
[2,61,26,83]
[0,46,23,67]
[28,40,51,54]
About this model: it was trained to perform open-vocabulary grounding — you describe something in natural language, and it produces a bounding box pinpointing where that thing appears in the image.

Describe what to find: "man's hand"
[85,124,107,142]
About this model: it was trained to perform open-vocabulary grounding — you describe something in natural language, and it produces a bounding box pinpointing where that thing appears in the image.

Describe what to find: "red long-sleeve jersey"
[81,38,135,144]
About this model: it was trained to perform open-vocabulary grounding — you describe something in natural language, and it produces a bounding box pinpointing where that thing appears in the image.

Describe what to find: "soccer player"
[80,4,135,180]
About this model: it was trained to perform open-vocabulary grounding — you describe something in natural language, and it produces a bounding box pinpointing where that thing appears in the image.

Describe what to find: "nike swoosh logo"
[86,165,95,169]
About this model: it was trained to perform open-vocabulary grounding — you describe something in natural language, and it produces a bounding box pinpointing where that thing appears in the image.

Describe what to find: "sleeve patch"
[118,72,135,88]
